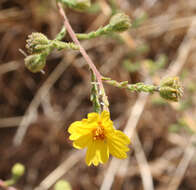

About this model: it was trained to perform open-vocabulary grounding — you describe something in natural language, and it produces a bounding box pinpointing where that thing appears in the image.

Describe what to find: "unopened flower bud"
[54,180,72,190]
[11,163,25,180]
[26,32,50,54]
[159,77,183,101]
[25,54,46,73]
[109,13,131,32]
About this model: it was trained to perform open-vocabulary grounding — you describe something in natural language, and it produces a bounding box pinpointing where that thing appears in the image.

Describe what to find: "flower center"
[93,121,105,140]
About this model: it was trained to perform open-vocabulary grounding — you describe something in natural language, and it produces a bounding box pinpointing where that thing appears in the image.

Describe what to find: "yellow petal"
[68,120,92,140]
[100,111,114,131]
[108,141,129,159]
[87,112,99,122]
[96,140,109,164]
[107,130,130,159]
[68,121,87,134]
[85,140,97,166]
[114,130,131,145]
[100,111,111,123]
[101,110,110,119]
[68,113,99,136]
[73,134,91,149]
[85,139,109,166]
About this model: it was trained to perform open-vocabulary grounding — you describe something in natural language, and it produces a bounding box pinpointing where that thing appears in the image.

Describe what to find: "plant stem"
[57,2,109,110]
[55,26,67,41]
[102,77,159,93]
[76,25,111,40]
[4,179,15,187]
[90,70,101,113]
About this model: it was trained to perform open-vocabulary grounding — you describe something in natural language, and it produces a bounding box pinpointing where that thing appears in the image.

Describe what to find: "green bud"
[54,180,72,190]
[159,77,183,101]
[26,32,50,54]
[109,13,131,32]
[24,54,46,73]
[11,163,25,180]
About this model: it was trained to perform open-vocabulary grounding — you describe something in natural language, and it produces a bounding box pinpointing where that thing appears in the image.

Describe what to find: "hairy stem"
[90,70,101,113]
[76,25,112,40]
[102,77,159,93]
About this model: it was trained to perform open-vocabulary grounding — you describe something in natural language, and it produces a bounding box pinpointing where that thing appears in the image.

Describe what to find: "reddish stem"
[57,2,109,111]
[57,3,104,92]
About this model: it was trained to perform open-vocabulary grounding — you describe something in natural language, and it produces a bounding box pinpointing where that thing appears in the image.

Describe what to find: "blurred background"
[1,0,196,190]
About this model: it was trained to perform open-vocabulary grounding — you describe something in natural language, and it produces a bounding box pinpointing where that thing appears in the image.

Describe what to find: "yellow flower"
[68,111,130,166]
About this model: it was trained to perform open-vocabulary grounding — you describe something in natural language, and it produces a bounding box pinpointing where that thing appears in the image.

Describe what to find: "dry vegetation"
[1,0,196,190]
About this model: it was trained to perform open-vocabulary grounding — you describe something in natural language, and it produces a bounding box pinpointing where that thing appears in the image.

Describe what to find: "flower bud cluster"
[76,12,131,40]
[24,30,78,73]
[26,32,50,54]
[24,54,46,73]
[159,77,183,101]
[109,13,131,32]
[25,33,50,73]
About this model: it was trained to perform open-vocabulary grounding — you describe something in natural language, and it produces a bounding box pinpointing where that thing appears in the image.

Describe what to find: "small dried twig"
[0,61,20,75]
[167,136,196,190]
[0,116,22,128]
[137,16,196,38]
[133,133,154,190]
[13,53,73,146]
[35,151,85,190]
[165,17,196,77]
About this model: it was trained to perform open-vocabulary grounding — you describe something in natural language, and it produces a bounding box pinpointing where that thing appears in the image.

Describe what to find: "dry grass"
[0,0,196,190]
